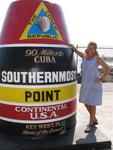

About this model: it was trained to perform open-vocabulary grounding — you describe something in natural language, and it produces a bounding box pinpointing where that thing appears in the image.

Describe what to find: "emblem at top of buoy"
[20,2,63,41]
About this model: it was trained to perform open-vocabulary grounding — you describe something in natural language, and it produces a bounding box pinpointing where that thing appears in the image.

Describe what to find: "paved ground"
[77,83,113,148]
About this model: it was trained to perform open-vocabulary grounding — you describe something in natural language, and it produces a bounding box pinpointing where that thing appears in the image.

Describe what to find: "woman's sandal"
[84,124,94,133]
[93,119,98,125]
[85,119,98,133]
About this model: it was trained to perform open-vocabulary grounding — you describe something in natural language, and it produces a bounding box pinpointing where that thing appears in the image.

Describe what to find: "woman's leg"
[89,105,96,125]
[85,104,91,114]
[84,105,97,132]
[85,104,97,124]
[85,104,92,124]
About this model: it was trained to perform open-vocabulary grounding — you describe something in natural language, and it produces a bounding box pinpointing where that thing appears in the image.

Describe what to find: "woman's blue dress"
[79,56,102,106]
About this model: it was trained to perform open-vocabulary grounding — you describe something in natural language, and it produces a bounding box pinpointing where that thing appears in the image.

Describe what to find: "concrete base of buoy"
[0,124,111,150]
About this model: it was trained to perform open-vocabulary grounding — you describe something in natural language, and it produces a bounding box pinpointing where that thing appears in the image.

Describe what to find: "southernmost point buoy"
[0,0,77,138]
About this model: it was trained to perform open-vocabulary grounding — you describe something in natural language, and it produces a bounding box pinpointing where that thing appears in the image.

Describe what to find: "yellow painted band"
[0,84,76,103]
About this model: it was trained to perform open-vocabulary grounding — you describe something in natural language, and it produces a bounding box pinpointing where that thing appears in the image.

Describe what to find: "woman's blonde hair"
[85,41,99,56]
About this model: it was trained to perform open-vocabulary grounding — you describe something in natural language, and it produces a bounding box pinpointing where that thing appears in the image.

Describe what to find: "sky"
[0,0,113,49]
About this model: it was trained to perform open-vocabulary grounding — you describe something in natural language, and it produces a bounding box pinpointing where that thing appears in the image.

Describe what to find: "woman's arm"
[96,56,112,80]
[68,44,84,58]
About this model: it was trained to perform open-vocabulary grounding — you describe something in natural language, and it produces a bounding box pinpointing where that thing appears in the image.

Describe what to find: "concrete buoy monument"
[0,0,77,138]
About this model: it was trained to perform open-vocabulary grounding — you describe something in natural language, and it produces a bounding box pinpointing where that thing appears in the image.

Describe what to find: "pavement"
[77,83,113,149]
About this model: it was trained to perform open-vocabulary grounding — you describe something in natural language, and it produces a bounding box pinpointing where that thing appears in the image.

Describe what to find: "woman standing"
[69,42,111,133]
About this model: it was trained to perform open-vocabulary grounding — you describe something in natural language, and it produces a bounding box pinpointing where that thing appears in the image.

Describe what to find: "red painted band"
[0,100,76,121]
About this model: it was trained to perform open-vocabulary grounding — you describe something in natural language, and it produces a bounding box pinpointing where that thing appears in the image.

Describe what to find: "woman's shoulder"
[82,54,86,59]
